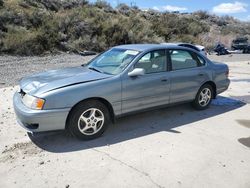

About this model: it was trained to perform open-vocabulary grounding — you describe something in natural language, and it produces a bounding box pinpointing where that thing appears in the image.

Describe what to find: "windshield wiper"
[88,66,103,73]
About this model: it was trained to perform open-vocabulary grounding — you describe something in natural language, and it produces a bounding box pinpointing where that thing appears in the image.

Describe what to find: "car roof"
[113,44,186,52]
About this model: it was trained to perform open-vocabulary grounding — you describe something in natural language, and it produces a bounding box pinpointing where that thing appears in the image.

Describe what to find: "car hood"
[20,66,112,96]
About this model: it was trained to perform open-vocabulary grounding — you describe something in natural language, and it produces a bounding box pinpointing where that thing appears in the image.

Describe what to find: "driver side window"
[135,50,167,74]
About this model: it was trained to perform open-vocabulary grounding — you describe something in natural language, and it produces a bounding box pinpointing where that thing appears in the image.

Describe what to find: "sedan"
[13,44,230,140]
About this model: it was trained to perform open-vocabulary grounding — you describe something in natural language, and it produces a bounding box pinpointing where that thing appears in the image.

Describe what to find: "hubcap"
[78,108,104,136]
[198,88,212,107]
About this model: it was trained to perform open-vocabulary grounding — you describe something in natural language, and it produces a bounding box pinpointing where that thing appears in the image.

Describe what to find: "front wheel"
[67,100,110,140]
[192,84,213,110]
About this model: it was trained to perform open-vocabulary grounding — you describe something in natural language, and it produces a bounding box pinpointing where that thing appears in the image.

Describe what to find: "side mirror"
[128,68,145,77]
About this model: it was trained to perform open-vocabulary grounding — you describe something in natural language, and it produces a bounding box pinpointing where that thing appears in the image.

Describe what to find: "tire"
[67,100,110,140]
[192,84,213,110]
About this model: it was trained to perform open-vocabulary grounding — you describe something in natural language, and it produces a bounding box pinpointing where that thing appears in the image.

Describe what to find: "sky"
[89,0,250,21]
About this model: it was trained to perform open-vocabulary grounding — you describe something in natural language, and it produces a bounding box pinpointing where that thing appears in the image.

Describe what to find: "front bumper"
[13,92,70,132]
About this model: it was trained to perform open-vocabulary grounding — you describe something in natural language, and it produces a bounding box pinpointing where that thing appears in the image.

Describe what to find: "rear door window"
[169,50,199,71]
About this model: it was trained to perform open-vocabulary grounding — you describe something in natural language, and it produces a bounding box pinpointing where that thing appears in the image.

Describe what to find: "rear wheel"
[192,84,213,110]
[67,100,110,140]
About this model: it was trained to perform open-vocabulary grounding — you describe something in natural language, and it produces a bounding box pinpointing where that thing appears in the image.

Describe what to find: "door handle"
[161,79,168,82]
[198,73,204,76]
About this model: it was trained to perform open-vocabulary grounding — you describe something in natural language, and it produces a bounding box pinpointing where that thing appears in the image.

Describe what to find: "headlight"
[22,94,45,110]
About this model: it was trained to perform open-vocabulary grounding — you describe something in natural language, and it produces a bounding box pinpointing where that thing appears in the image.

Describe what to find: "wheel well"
[202,81,217,99]
[65,97,115,129]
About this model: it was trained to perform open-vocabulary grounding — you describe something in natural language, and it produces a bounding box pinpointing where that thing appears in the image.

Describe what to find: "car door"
[121,49,170,114]
[168,49,207,103]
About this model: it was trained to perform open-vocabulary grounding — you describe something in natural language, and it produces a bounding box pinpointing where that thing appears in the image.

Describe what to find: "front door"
[121,50,170,114]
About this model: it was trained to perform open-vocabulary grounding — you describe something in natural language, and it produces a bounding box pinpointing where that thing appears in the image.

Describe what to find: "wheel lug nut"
[87,120,90,122]
[94,119,97,122]
[92,123,95,126]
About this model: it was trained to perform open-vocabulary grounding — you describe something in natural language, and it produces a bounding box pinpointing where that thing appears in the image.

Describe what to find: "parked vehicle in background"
[161,43,207,56]
[242,45,250,54]
[230,37,250,54]
[13,44,230,140]
[231,37,248,51]
[178,43,207,56]
[194,44,207,56]
[214,43,230,55]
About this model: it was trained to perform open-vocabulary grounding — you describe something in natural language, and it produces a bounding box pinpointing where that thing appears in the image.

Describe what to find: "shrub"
[0,0,4,7]
[1,26,45,55]
[0,0,249,55]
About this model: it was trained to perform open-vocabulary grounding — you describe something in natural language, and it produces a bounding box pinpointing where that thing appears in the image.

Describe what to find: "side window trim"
[190,51,202,67]
[166,49,172,71]
[196,54,207,67]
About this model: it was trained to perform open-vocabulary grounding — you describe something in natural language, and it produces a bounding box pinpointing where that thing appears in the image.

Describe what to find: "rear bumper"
[13,92,70,132]
[217,78,230,95]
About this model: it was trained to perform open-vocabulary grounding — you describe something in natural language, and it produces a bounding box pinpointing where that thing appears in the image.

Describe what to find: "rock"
[39,161,45,165]
[66,185,70,188]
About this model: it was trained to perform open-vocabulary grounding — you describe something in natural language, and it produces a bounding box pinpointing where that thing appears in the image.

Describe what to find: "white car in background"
[161,43,207,56]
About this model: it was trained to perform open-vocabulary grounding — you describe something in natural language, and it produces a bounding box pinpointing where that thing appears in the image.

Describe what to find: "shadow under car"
[28,96,246,153]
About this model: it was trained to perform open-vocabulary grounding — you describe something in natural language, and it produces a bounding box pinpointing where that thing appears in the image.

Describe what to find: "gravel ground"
[208,53,250,62]
[0,53,94,88]
[0,53,250,88]
[0,53,250,188]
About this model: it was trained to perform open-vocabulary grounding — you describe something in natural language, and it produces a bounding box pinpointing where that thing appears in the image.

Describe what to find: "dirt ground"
[0,54,250,188]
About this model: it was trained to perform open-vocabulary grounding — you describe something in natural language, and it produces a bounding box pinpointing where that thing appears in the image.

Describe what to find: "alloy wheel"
[78,108,105,136]
[198,88,212,107]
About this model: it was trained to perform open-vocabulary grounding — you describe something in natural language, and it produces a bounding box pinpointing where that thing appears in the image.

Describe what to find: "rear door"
[121,50,170,114]
[168,49,207,103]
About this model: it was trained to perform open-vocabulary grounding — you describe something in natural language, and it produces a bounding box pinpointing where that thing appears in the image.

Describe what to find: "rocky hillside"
[0,0,250,55]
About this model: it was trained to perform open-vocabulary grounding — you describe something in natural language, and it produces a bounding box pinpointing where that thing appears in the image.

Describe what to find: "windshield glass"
[87,48,140,75]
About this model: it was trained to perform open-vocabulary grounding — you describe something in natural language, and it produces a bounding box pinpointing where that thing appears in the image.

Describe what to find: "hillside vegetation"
[0,0,250,55]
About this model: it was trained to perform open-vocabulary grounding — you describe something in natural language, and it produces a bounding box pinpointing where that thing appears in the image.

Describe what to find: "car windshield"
[87,48,140,75]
